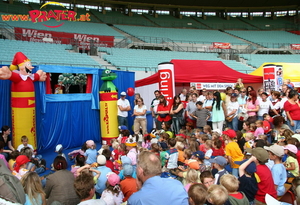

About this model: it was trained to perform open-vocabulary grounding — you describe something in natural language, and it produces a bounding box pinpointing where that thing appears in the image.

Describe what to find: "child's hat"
[222,129,236,138]
[209,156,227,166]
[107,172,120,186]
[292,134,300,142]
[97,155,106,165]
[123,164,134,176]
[118,125,128,131]
[234,159,256,174]
[55,144,63,152]
[121,156,132,165]
[86,140,95,147]
[283,144,298,154]
[192,151,204,160]
[264,144,284,157]
[212,129,221,135]
[246,147,269,163]
[125,135,137,147]
[14,155,30,172]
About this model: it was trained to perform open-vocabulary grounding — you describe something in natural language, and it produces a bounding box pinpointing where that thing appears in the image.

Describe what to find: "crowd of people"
[1,78,300,205]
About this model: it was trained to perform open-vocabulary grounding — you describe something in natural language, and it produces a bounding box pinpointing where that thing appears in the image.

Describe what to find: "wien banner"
[14,27,114,49]
[290,44,300,50]
[213,42,231,49]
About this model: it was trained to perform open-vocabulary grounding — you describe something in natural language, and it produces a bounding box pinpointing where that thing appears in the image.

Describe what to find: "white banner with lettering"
[190,82,235,90]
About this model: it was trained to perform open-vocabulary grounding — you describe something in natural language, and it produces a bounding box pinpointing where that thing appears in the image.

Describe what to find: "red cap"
[10,52,31,71]
[14,155,30,172]
[222,129,236,138]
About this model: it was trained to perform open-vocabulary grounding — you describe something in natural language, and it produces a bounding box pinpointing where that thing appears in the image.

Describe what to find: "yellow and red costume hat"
[10,52,31,71]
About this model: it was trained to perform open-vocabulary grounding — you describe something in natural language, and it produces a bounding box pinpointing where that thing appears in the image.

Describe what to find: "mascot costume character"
[0,52,46,149]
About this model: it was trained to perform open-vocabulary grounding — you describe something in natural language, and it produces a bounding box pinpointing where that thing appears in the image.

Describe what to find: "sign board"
[190,82,235,90]
[213,42,231,49]
[263,64,283,91]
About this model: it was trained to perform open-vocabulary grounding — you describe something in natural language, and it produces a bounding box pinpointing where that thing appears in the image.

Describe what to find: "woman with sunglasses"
[133,98,147,135]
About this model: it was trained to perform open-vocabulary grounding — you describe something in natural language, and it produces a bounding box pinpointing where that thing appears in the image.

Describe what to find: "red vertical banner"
[158,62,175,107]
[263,65,276,91]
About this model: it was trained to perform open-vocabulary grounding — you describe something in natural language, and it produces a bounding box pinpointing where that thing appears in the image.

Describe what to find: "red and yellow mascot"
[0,52,46,149]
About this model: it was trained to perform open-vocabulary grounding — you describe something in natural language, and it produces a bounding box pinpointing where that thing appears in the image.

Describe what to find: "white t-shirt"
[197,95,206,103]
[227,101,239,118]
[134,105,147,118]
[258,99,273,116]
[117,98,130,117]
[17,144,34,152]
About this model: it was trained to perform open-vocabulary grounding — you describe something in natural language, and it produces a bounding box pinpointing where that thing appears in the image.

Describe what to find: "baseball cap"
[118,125,128,131]
[283,144,298,154]
[192,151,205,160]
[123,164,134,176]
[97,155,106,165]
[264,144,284,157]
[292,134,300,142]
[107,172,120,186]
[231,93,238,97]
[209,156,227,166]
[121,156,132,165]
[222,129,236,138]
[246,147,269,163]
[120,91,126,96]
[158,141,168,150]
[55,144,63,152]
[234,159,256,174]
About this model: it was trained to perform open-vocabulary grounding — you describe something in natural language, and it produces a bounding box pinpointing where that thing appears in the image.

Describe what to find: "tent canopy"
[136,60,262,87]
[250,62,300,82]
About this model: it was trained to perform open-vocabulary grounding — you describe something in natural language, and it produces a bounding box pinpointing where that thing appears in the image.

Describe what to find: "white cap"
[120,91,126,96]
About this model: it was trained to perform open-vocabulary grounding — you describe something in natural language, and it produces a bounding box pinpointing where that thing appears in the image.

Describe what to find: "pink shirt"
[0,154,9,169]
[254,127,264,138]
[246,100,259,116]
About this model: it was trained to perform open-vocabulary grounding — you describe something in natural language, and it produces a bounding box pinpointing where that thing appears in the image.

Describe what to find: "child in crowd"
[204,140,213,168]
[244,133,255,150]
[263,114,273,134]
[184,169,200,192]
[235,158,258,204]
[200,171,215,189]
[71,154,86,177]
[188,138,200,153]
[8,149,19,171]
[118,128,130,144]
[212,139,225,157]
[20,172,46,205]
[234,78,244,90]
[199,134,208,153]
[102,149,114,171]
[84,140,97,165]
[188,183,207,205]
[20,147,45,174]
[0,141,9,170]
[249,123,256,134]
[120,164,137,202]
[142,134,151,149]
[220,174,249,205]
[246,147,277,204]
[236,130,246,153]
[125,136,138,169]
[264,144,287,197]
[203,125,212,139]
[55,144,66,159]
[223,129,244,177]
[207,184,228,205]
[12,155,30,180]
[159,141,169,168]
[94,155,112,195]
[17,136,36,155]
[283,144,299,177]
[254,120,264,139]
[100,172,124,205]
[209,156,228,185]
[167,138,179,171]
[176,141,185,166]
[150,143,160,157]
[190,101,210,130]
[118,156,137,180]
[111,140,123,173]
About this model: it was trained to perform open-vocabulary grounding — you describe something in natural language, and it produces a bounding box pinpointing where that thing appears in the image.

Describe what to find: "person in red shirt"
[284,90,300,132]
[102,149,114,172]
[246,147,277,204]
[156,95,171,130]
[212,139,225,157]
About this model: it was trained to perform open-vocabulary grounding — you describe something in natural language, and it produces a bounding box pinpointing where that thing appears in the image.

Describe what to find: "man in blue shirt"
[128,152,188,205]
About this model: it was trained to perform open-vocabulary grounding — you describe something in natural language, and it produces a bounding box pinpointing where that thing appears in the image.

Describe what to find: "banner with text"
[263,64,283,91]
[213,42,231,49]
[290,44,300,50]
[14,27,114,49]
[190,82,235,90]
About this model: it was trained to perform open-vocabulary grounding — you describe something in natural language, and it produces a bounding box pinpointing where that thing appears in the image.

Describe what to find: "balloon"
[220,92,226,101]
[127,87,135,96]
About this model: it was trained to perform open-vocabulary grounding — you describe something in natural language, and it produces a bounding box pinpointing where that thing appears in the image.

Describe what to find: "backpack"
[0,161,25,204]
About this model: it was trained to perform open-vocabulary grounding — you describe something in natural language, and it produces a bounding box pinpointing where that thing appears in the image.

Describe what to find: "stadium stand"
[237,17,295,30]
[114,25,247,44]
[0,39,100,67]
[0,1,29,14]
[99,47,254,73]
[240,54,300,68]
[225,30,300,48]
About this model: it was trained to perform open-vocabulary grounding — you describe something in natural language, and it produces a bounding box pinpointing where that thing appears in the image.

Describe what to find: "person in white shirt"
[133,98,147,135]
[197,88,207,103]
[179,88,187,102]
[117,91,131,128]
[257,92,274,120]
